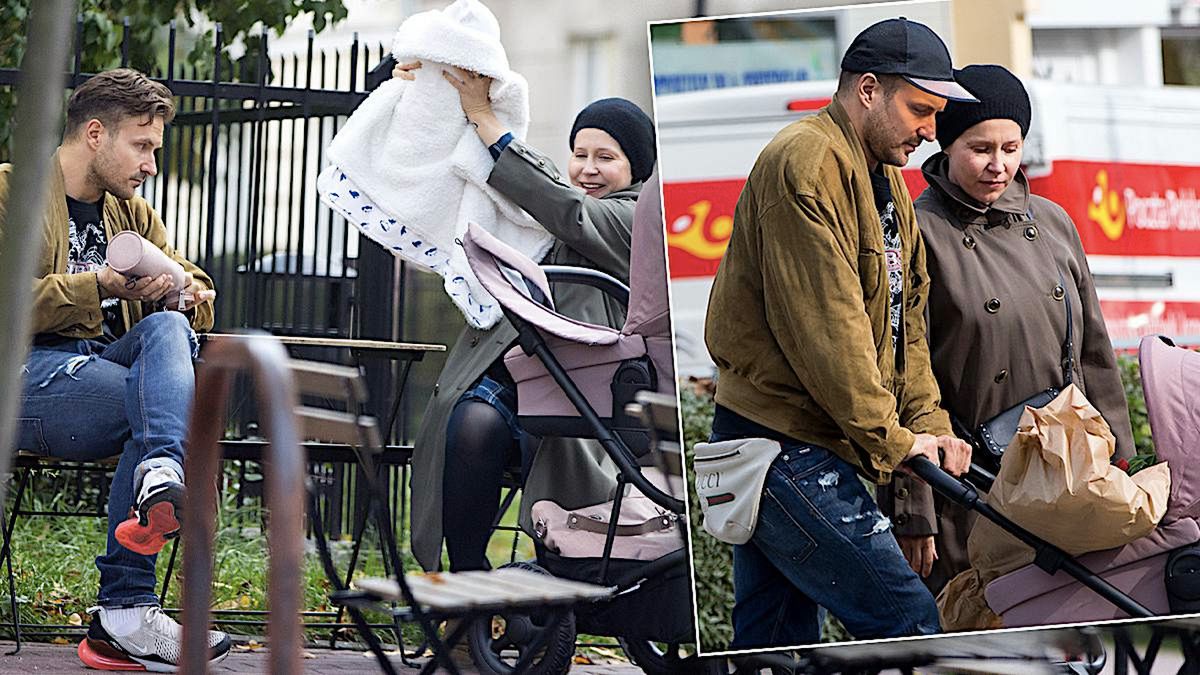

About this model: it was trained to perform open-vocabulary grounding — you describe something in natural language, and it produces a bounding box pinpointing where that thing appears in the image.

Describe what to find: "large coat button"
[963,234,976,250]
[994,369,1008,383]
[897,487,909,499]
[896,514,910,525]
[1053,285,1066,301]
[985,298,1001,313]
[470,336,480,346]
[1024,225,1039,241]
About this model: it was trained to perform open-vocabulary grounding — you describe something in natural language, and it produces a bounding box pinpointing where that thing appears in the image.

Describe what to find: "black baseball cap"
[841,17,978,103]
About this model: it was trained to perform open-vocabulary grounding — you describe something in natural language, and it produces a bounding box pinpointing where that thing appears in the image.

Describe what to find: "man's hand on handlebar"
[900,433,972,476]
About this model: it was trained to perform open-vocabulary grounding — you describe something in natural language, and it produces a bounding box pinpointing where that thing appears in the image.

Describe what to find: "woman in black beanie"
[880,65,1134,605]
[393,60,657,579]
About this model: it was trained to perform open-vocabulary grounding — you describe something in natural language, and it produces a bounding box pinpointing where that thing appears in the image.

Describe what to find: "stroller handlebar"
[904,456,1154,619]
[905,456,981,508]
[543,266,630,309]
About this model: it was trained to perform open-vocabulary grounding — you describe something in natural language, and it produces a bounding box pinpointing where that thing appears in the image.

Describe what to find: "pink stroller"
[985,334,1200,625]
[462,173,698,673]
[912,334,1200,627]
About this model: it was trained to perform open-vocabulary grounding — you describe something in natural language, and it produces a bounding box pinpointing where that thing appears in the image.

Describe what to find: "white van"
[657,79,1200,377]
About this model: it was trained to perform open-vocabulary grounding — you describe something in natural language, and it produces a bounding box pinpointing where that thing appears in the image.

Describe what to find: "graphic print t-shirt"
[67,196,124,342]
[869,168,902,361]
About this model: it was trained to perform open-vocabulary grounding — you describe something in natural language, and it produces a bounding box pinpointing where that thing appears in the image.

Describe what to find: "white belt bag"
[692,438,782,545]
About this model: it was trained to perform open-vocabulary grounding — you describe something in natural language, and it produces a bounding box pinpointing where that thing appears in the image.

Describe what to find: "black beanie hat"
[569,98,657,184]
[936,64,1031,149]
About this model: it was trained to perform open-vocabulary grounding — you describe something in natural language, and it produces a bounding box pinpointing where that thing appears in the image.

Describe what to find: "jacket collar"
[827,96,872,180]
[921,151,1032,227]
[50,147,67,202]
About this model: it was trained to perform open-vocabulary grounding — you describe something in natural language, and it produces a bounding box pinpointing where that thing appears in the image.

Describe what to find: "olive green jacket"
[0,151,214,338]
[705,97,951,483]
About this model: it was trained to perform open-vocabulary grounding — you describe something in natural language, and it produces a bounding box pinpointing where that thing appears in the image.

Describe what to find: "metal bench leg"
[329,487,373,649]
[158,538,180,603]
[1,468,32,655]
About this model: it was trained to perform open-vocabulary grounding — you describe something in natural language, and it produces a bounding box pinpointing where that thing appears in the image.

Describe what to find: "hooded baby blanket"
[317,0,552,329]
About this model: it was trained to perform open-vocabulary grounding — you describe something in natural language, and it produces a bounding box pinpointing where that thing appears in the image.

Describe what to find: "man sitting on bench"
[1,68,229,671]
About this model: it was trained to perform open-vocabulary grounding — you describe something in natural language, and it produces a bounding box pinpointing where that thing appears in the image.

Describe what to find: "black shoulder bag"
[953,272,1075,472]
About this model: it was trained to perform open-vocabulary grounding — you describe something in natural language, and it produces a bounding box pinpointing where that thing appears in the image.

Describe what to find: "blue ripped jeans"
[710,432,942,649]
[17,311,197,607]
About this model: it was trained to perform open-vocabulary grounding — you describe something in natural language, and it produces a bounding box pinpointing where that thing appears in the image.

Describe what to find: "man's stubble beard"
[88,143,134,200]
[862,103,913,169]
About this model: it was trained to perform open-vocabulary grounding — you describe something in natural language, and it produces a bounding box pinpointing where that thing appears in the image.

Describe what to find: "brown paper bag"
[938,385,1171,630]
[937,568,1003,632]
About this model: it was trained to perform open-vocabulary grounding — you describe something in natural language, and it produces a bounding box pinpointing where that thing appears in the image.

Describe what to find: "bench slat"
[290,360,368,402]
[353,569,612,611]
[296,406,377,447]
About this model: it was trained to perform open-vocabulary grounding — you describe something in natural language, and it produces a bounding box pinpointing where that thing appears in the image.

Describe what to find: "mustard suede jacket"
[705,97,951,483]
[0,151,214,339]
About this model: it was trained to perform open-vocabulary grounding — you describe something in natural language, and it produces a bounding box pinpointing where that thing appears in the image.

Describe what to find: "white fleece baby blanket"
[317,0,552,329]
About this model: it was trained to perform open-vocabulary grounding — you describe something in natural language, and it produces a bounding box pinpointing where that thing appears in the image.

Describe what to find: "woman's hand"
[442,66,505,146]
[442,66,494,119]
[392,60,421,80]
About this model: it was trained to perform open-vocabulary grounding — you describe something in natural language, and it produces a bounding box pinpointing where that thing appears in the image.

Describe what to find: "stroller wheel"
[467,562,577,675]
[618,638,711,674]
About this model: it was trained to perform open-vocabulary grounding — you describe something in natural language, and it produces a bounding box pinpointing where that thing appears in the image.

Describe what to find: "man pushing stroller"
[700,18,974,648]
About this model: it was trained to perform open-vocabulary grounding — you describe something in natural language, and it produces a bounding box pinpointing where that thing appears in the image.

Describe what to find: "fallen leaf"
[238,595,251,608]
[52,637,68,645]
[303,651,316,659]
[67,613,82,626]
[573,655,593,665]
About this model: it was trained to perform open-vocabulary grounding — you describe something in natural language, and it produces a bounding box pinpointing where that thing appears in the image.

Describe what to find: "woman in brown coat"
[881,65,1135,593]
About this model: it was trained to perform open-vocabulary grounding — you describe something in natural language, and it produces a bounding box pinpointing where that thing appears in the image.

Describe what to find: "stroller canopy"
[1140,334,1200,521]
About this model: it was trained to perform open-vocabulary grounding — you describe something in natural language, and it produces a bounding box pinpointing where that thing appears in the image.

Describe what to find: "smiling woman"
[401,56,660,577]
[569,128,632,198]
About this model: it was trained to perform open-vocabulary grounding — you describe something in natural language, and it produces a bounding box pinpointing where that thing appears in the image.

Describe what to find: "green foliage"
[680,387,733,652]
[0,0,349,154]
[1118,354,1155,455]
[685,354,1160,650]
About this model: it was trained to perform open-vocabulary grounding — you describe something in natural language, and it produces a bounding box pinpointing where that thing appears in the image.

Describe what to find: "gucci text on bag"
[691,438,782,545]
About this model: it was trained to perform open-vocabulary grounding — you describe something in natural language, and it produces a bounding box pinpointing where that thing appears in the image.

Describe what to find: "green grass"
[3,464,623,660]
[3,464,405,644]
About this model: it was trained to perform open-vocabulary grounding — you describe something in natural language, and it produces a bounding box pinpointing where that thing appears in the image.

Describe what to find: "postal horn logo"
[668,199,733,260]
[1087,169,1125,241]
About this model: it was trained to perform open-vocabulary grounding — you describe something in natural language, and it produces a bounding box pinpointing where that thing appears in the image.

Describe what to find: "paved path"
[0,641,642,673]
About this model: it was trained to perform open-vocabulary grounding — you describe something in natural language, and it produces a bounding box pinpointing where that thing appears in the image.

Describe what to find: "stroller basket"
[538,546,694,643]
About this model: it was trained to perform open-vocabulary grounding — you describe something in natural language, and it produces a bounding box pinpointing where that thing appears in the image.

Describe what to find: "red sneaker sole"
[115,502,180,555]
[78,638,146,671]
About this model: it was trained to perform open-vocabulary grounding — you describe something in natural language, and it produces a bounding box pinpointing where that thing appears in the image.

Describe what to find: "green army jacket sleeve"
[488,139,634,280]
[0,153,214,339]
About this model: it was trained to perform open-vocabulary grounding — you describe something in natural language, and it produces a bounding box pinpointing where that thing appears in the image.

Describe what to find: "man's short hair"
[837,71,904,97]
[65,68,175,138]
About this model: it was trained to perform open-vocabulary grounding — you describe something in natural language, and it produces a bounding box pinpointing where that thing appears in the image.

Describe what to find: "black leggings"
[441,399,520,572]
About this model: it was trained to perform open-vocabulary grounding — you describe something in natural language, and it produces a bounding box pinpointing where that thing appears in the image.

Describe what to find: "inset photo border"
[651,0,1200,658]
